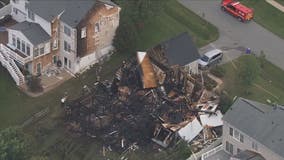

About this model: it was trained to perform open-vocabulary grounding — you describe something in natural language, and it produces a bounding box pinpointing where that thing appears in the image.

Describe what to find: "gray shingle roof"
[26,0,116,28]
[223,98,284,158]
[9,21,50,45]
[160,32,200,66]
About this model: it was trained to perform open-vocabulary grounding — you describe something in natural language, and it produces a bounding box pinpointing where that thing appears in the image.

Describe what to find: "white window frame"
[81,27,86,38]
[230,127,244,143]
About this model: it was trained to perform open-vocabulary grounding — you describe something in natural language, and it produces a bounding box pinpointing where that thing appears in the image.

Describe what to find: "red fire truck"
[221,0,254,22]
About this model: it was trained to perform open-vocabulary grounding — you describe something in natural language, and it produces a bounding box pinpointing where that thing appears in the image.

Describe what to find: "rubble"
[62,51,224,155]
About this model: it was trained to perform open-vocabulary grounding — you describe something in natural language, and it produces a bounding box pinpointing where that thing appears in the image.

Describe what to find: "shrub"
[219,93,233,113]
[204,74,217,91]
[27,76,43,93]
[210,66,226,78]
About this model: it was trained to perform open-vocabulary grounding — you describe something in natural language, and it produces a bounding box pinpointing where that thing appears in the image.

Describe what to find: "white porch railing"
[201,145,223,160]
[0,44,32,65]
[0,4,11,18]
[0,47,25,86]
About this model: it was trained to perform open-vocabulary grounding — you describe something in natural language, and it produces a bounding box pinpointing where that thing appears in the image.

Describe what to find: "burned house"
[147,32,200,75]
[62,50,223,154]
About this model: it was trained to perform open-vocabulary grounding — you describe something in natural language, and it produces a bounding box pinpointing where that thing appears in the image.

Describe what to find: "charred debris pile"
[62,52,223,153]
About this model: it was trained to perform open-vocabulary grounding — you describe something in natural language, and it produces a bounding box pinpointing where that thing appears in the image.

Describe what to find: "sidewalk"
[266,0,284,12]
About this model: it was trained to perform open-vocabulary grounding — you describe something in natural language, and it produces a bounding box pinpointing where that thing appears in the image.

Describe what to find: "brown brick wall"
[76,2,120,57]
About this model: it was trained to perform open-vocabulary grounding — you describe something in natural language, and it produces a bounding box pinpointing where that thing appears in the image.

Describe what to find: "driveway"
[180,0,284,70]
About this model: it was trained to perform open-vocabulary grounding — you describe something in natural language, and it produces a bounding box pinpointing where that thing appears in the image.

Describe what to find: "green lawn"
[240,0,284,39]
[275,0,284,6]
[221,55,284,106]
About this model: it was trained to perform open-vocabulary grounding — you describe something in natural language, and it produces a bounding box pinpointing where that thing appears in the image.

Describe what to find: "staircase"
[0,46,25,86]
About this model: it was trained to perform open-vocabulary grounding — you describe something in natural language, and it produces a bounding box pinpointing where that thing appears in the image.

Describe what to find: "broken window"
[81,27,86,38]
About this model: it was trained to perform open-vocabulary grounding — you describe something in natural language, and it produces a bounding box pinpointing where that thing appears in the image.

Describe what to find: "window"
[81,27,86,38]
[53,56,57,64]
[13,8,18,14]
[68,60,71,69]
[64,57,67,66]
[52,40,58,49]
[95,23,100,33]
[34,48,39,57]
[225,141,233,154]
[240,134,244,143]
[252,141,258,151]
[234,130,240,139]
[12,34,16,47]
[64,25,71,36]
[64,41,71,52]
[28,10,35,21]
[21,40,25,53]
[229,127,233,136]
[40,46,44,55]
[230,127,244,143]
[16,38,21,50]
[26,44,30,56]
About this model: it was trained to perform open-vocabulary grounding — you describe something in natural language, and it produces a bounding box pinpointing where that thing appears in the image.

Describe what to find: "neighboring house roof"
[223,98,284,158]
[9,21,50,45]
[148,32,200,66]
[232,150,265,160]
[26,0,116,27]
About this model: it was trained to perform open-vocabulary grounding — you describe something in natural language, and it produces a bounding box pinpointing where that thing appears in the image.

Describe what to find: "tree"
[238,55,261,87]
[0,127,31,160]
[112,0,165,54]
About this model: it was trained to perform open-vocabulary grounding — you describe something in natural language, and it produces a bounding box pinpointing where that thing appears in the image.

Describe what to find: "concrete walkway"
[266,0,284,12]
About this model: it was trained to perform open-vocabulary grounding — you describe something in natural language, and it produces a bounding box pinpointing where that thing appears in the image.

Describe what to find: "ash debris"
[62,52,223,155]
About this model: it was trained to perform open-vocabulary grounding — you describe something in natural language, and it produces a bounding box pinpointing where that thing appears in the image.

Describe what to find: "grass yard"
[221,55,284,109]
[240,0,284,39]
[0,0,217,159]
[0,0,218,129]
[275,0,284,6]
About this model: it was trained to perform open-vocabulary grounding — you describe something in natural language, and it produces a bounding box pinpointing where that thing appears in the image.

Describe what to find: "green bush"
[204,74,217,91]
[210,66,226,78]
[27,76,43,93]
[219,93,233,113]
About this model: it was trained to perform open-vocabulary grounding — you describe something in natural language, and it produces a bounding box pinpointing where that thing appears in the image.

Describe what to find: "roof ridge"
[241,98,266,114]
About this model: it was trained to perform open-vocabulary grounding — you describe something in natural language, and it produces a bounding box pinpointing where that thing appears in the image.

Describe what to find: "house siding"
[59,21,77,73]
[222,121,283,160]
[76,2,120,58]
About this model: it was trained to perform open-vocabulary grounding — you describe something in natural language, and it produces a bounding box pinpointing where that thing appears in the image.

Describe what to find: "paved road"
[180,0,284,69]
